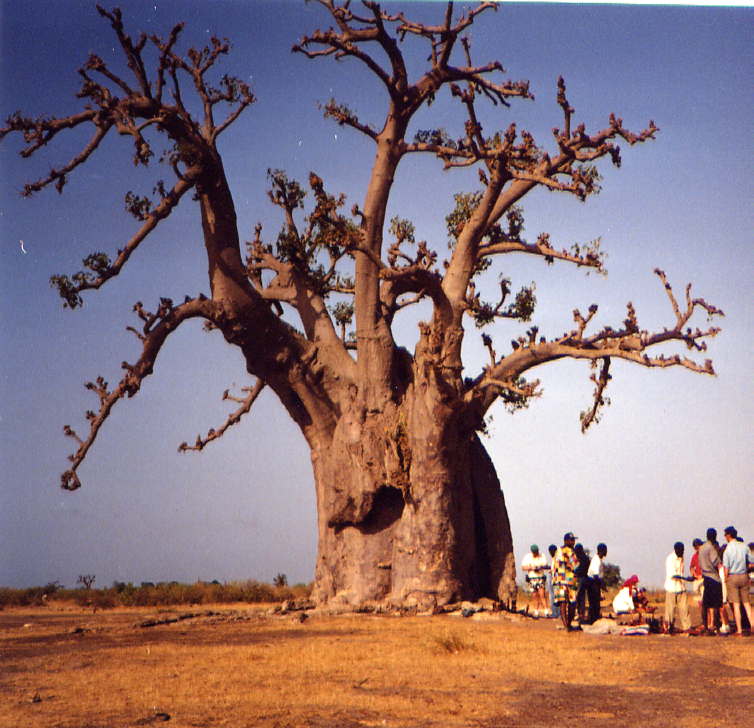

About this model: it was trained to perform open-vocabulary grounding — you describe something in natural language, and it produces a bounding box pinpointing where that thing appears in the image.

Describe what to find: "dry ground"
[1,603,751,728]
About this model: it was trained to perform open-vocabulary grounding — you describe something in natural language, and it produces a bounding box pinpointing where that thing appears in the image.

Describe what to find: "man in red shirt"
[689,537,704,612]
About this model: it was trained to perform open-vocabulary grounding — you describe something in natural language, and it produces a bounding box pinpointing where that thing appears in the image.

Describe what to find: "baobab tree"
[2,2,722,609]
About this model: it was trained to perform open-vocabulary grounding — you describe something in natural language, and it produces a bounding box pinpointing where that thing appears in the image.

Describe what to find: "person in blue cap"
[553,532,580,631]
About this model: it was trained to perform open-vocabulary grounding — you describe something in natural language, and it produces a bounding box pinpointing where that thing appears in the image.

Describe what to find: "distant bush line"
[0,579,311,609]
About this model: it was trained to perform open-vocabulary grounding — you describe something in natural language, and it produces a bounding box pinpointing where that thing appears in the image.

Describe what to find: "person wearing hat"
[722,526,752,636]
[552,532,580,631]
[521,544,549,617]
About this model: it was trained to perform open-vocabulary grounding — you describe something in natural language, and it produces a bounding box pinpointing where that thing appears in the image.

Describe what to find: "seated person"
[634,587,656,615]
[612,575,647,625]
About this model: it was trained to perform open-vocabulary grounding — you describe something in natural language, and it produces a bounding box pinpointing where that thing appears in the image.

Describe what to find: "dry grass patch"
[1,605,752,727]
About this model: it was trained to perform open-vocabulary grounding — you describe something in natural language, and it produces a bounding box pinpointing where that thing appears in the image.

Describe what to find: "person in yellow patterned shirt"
[553,532,580,631]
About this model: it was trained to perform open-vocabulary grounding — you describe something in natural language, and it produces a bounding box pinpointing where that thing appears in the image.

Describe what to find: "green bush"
[602,562,622,588]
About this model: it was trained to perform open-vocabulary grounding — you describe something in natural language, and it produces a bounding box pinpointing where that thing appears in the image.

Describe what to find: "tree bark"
[309,388,516,610]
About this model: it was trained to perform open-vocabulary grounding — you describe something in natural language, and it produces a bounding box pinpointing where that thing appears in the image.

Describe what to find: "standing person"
[722,526,752,636]
[547,544,558,618]
[664,541,692,634]
[689,538,704,610]
[718,542,732,634]
[698,527,723,634]
[587,543,607,624]
[574,543,590,624]
[521,544,549,617]
[553,532,580,631]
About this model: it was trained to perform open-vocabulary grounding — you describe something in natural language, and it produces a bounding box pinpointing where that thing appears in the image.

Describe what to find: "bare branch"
[212,81,256,140]
[50,171,199,307]
[153,22,185,102]
[465,278,537,328]
[580,357,611,432]
[5,6,256,205]
[556,76,574,139]
[477,374,541,401]
[654,267,724,331]
[84,52,135,97]
[392,291,426,312]
[95,5,152,97]
[466,273,723,415]
[293,20,393,94]
[178,380,265,453]
[394,1,498,38]
[442,77,656,325]
[245,172,362,355]
[480,233,606,274]
[61,297,214,490]
[26,122,113,197]
[321,99,378,140]
[2,109,109,195]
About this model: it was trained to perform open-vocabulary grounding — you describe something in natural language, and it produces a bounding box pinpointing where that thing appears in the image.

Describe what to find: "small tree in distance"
[602,563,622,590]
[2,2,722,610]
[77,574,96,590]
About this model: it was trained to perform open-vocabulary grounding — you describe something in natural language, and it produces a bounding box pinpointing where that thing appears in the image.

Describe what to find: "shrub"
[602,562,622,588]
[431,630,475,655]
[0,578,313,608]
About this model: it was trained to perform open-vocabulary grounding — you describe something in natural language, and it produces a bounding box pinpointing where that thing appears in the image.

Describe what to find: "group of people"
[520,532,608,631]
[521,526,754,636]
[663,526,753,636]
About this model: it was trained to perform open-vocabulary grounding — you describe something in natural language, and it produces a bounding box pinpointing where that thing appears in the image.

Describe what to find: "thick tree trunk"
[309,393,516,610]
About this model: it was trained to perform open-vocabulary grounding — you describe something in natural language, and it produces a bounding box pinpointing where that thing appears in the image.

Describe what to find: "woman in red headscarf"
[612,575,639,615]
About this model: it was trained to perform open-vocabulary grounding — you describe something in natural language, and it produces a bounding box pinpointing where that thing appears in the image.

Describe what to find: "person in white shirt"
[521,544,549,617]
[664,541,692,633]
[612,576,637,614]
[586,542,607,624]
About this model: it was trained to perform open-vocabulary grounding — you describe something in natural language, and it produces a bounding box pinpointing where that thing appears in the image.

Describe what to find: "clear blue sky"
[1,1,751,591]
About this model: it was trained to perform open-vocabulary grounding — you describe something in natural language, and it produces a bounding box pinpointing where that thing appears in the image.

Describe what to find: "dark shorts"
[702,576,723,608]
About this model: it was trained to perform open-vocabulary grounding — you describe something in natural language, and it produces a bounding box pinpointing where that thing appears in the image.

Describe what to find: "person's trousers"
[664,590,691,631]
[587,577,602,623]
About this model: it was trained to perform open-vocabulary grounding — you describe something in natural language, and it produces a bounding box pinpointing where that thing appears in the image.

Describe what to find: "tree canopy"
[1,2,723,494]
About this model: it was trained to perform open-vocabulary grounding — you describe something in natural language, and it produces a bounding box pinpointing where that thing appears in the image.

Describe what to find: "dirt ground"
[1,603,751,728]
